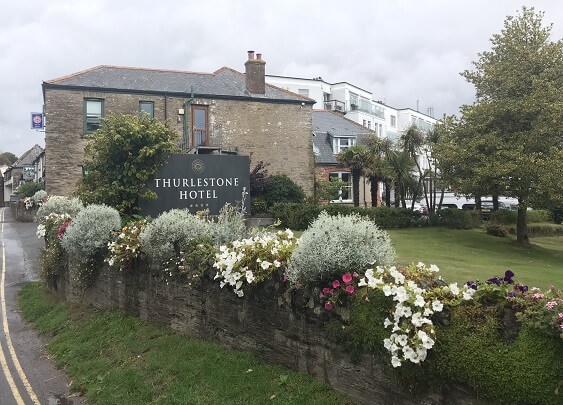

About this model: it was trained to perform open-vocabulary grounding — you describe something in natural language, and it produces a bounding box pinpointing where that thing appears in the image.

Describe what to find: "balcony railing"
[323,100,346,113]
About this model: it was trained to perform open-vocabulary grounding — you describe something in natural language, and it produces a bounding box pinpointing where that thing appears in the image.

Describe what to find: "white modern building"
[267,74,438,206]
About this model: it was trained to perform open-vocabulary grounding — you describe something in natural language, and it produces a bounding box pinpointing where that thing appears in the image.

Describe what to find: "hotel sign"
[139,154,250,217]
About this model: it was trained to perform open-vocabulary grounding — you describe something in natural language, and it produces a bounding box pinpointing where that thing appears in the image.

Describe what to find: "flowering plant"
[337,262,476,368]
[21,197,35,210]
[319,272,361,311]
[36,212,73,242]
[213,229,297,297]
[513,285,563,340]
[161,237,217,285]
[105,219,148,271]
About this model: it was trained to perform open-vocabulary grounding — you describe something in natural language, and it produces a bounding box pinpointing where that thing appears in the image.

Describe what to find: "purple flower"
[487,277,502,286]
[503,270,515,283]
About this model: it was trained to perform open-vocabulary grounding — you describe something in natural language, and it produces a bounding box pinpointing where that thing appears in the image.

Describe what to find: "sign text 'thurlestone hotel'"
[153,176,242,200]
[139,154,251,217]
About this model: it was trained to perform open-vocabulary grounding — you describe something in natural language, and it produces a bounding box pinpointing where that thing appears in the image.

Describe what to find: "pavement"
[0,206,85,405]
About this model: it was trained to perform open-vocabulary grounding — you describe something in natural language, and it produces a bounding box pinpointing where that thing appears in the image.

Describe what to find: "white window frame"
[333,137,355,153]
[329,171,353,203]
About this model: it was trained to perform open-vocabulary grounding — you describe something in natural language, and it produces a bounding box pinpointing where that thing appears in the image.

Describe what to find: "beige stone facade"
[43,60,314,197]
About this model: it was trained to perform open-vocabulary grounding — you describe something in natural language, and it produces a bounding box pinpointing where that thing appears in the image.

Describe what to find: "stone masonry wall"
[44,89,314,197]
[51,264,479,405]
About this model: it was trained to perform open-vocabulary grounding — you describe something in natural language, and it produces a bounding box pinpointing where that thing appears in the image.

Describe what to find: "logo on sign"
[31,112,44,129]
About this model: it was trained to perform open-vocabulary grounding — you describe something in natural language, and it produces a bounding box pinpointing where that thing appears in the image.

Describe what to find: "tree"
[361,135,393,207]
[76,113,179,216]
[336,145,369,207]
[0,152,18,166]
[452,7,563,244]
[388,150,419,208]
[398,125,427,210]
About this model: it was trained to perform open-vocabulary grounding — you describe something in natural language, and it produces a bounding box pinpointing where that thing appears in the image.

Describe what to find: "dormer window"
[334,137,355,153]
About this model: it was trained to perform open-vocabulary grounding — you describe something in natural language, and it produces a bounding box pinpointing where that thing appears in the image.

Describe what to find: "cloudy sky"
[2,0,563,158]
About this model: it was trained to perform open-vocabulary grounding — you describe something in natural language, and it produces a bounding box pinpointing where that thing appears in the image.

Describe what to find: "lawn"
[386,227,563,289]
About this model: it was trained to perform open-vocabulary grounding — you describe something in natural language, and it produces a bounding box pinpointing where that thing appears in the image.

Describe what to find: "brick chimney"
[245,50,266,94]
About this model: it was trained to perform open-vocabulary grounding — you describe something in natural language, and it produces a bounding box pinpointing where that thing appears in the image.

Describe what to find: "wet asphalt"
[0,206,85,405]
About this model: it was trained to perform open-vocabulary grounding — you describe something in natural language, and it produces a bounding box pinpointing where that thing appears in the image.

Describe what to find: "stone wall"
[51,264,479,405]
[13,204,38,222]
[44,89,314,197]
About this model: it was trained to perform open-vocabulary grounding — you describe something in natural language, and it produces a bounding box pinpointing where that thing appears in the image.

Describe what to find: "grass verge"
[386,227,563,289]
[18,283,353,405]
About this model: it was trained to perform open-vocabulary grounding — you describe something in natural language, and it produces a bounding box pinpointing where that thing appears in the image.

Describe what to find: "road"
[0,207,83,405]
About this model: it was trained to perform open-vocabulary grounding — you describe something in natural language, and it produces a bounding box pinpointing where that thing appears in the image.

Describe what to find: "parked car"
[471,200,509,220]
[438,203,459,210]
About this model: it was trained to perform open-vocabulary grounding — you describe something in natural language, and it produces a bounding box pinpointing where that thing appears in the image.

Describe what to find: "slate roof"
[13,144,44,167]
[43,65,313,103]
[312,110,375,165]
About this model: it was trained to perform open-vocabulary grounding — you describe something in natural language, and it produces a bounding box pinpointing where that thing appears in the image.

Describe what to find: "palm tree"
[399,124,428,209]
[361,136,393,207]
[388,150,420,208]
[336,144,369,207]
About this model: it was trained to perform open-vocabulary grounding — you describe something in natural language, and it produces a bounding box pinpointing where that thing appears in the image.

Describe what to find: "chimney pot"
[245,50,266,94]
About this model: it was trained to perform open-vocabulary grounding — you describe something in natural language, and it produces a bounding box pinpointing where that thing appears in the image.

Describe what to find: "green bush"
[527,209,551,223]
[434,303,563,405]
[363,206,423,228]
[508,223,563,237]
[430,209,481,229]
[263,174,305,207]
[286,211,395,284]
[15,181,44,198]
[250,197,268,215]
[269,202,321,230]
[269,203,423,230]
[485,223,509,237]
[35,196,84,221]
[489,209,517,224]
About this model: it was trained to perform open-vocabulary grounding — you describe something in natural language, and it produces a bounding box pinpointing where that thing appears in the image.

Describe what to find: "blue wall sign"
[31,112,44,129]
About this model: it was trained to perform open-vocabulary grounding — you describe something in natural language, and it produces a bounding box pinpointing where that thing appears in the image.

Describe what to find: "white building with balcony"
[267,74,438,206]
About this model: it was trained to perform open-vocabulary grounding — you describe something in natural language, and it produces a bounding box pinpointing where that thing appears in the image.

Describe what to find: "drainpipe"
[183,86,194,152]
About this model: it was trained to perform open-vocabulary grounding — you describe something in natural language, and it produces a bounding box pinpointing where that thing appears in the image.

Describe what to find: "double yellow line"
[0,208,40,404]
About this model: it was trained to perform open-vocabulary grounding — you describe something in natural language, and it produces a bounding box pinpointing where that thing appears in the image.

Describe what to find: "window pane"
[87,100,102,115]
[192,106,208,146]
[194,109,206,128]
[140,101,154,118]
[85,99,103,133]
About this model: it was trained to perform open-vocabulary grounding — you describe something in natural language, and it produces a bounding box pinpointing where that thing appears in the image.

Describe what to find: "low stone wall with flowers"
[50,263,479,405]
[14,203,38,222]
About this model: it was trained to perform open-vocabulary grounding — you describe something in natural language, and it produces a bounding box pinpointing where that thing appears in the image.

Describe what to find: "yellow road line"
[0,208,40,404]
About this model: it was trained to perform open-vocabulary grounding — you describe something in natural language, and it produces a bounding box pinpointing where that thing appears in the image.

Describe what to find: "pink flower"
[353,272,359,278]
[532,293,544,299]
[322,287,332,295]
[332,280,340,289]
[324,302,333,311]
[345,285,355,294]
[342,273,353,283]
[558,313,563,319]
[283,275,289,282]
[546,301,558,310]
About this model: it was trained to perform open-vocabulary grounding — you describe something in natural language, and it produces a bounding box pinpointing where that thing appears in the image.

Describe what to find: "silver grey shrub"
[35,195,84,220]
[60,204,121,261]
[287,211,395,284]
[139,209,212,265]
[211,203,248,245]
[32,190,48,205]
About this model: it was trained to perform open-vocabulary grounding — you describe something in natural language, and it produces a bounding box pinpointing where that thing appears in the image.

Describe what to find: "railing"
[323,100,346,113]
